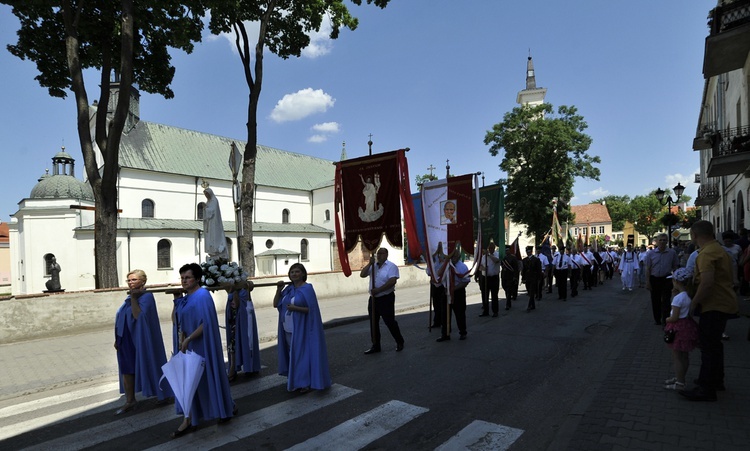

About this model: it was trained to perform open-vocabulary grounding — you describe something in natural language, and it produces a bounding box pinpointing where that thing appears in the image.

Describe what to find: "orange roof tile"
[570,204,611,225]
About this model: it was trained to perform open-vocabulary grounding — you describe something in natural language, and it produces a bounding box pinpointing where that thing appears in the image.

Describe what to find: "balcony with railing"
[704,0,750,78]
[694,182,721,206]
[706,124,750,177]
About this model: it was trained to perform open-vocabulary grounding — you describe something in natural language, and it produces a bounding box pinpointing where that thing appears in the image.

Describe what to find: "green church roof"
[118,122,335,191]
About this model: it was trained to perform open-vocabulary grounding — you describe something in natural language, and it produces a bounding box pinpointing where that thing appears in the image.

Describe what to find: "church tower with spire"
[516,54,547,106]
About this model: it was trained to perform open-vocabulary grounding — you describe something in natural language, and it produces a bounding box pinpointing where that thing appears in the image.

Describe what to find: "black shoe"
[505,306,510,311]
[436,336,450,342]
[459,334,467,340]
[526,306,535,312]
[171,424,195,439]
[679,386,717,402]
[693,379,726,391]
[396,342,404,352]
[479,312,489,317]
[492,313,498,317]
[364,347,381,355]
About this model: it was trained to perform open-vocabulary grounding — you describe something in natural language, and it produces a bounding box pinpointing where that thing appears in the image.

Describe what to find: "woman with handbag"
[663,267,700,390]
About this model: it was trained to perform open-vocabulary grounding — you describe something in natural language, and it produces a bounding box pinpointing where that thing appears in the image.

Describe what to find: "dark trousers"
[697,311,731,392]
[590,264,599,287]
[570,268,580,296]
[502,273,518,306]
[441,287,467,336]
[368,292,404,347]
[545,267,553,292]
[524,280,538,310]
[582,266,592,289]
[649,275,672,324]
[554,268,568,300]
[430,284,446,328]
[479,275,499,314]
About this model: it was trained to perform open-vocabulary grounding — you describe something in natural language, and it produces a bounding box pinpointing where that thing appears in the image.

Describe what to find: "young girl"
[663,267,700,390]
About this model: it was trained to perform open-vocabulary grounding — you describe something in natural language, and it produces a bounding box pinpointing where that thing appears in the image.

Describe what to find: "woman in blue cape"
[170,263,236,438]
[274,263,331,392]
[114,269,172,415]
[226,285,261,380]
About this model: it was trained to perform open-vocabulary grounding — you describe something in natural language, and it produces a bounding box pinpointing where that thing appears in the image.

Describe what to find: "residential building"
[569,203,613,246]
[694,0,750,234]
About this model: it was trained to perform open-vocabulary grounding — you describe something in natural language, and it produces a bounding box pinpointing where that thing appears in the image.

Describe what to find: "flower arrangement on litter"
[200,257,248,288]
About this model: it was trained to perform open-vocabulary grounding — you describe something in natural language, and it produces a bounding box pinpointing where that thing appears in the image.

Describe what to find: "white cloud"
[206,19,263,55]
[308,134,328,143]
[586,187,609,198]
[311,122,340,133]
[664,172,691,189]
[301,21,333,58]
[270,88,335,123]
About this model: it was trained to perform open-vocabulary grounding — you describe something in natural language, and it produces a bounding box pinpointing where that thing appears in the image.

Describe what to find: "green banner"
[474,184,505,255]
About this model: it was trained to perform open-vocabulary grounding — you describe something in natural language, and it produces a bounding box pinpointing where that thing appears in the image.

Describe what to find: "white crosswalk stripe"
[285,400,428,451]
[435,420,524,451]
[146,383,361,451]
[17,374,287,450]
[4,374,524,450]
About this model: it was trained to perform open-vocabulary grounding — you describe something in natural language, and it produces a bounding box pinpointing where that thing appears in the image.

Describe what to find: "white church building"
[8,85,356,295]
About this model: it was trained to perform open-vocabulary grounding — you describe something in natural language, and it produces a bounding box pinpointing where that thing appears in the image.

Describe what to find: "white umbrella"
[160,350,205,417]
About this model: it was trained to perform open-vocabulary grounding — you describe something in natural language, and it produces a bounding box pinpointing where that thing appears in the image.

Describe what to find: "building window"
[44,253,56,276]
[282,209,290,224]
[737,193,745,231]
[325,209,331,221]
[301,239,309,261]
[197,202,205,220]
[590,227,596,235]
[142,199,155,218]
[574,227,579,236]
[266,239,274,249]
[599,226,604,234]
[157,239,171,269]
[226,238,233,261]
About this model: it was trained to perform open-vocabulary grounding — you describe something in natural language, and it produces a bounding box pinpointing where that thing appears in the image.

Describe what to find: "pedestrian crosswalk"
[1,374,524,450]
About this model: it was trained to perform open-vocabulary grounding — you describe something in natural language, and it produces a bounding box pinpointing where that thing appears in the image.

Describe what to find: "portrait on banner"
[441,200,457,225]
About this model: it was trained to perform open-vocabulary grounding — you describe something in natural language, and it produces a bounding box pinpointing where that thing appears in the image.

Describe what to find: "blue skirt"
[116,324,136,375]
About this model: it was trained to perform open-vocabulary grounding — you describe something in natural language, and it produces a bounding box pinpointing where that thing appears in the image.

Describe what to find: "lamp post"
[654,182,685,248]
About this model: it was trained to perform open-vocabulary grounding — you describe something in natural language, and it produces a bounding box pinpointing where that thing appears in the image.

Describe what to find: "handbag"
[664,328,676,344]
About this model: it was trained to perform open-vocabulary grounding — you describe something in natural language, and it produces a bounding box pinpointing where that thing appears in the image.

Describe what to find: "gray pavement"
[1,276,749,450]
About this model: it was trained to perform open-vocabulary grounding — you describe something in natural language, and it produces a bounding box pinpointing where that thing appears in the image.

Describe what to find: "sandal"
[170,424,195,439]
[115,401,136,416]
[664,377,677,385]
[227,372,237,382]
[664,381,685,390]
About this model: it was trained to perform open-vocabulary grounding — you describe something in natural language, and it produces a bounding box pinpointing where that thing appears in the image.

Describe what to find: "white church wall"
[255,186,311,223]
[312,186,334,230]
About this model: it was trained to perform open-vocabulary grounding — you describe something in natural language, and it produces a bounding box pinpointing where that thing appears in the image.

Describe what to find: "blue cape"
[226,289,261,373]
[174,287,234,424]
[276,283,331,391]
[115,292,172,400]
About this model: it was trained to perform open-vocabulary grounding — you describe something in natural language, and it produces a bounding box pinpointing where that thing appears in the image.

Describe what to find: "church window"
[142,199,155,218]
[197,202,205,220]
[325,209,331,221]
[226,238,233,261]
[301,239,309,261]
[282,209,290,224]
[266,239,274,249]
[43,253,56,276]
[157,239,171,269]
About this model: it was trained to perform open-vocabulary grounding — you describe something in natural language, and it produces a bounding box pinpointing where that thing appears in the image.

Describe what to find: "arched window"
[225,238,233,261]
[301,239,309,261]
[726,207,732,234]
[325,209,331,221]
[157,239,171,269]
[43,253,56,276]
[142,199,155,218]
[266,239,274,249]
[197,202,206,220]
[282,209,290,224]
[737,193,745,231]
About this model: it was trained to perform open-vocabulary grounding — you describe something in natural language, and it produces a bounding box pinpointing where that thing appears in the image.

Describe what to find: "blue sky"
[0,1,711,221]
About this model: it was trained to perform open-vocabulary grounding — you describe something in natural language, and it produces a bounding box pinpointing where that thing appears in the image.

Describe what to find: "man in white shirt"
[360,248,405,354]
[580,246,595,290]
[536,248,550,300]
[552,246,570,300]
[478,242,501,317]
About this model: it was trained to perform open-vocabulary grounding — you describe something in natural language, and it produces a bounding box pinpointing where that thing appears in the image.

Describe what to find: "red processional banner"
[334,149,421,276]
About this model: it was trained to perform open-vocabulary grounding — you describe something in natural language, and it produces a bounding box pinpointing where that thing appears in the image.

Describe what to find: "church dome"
[29,147,94,201]
[30,174,94,201]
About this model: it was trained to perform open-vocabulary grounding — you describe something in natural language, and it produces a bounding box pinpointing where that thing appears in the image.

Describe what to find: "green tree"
[484,103,600,245]
[205,0,390,276]
[4,0,206,288]
[630,192,664,244]
[414,173,438,190]
[593,195,632,231]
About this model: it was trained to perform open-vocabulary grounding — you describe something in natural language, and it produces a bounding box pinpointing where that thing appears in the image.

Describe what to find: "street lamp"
[654,182,685,248]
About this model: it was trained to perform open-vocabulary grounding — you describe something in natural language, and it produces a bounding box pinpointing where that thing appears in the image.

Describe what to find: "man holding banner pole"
[360,248,405,354]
